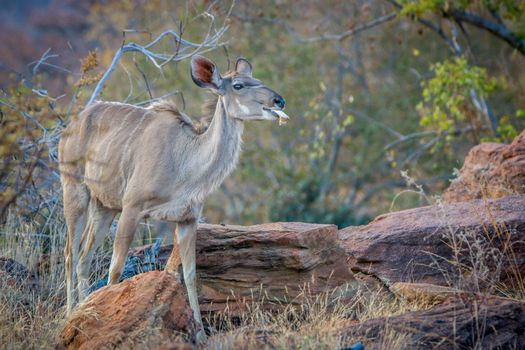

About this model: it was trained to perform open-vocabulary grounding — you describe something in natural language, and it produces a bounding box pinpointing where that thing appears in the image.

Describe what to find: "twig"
[133,58,153,100]
[0,99,46,131]
[383,130,438,151]
[29,48,59,76]
[287,12,397,43]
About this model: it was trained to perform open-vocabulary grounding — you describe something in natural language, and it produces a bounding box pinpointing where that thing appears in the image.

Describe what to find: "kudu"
[58,55,288,341]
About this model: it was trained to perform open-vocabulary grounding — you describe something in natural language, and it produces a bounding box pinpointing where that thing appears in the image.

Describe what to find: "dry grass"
[204,284,435,350]
[428,196,525,301]
[0,210,66,349]
[0,208,112,350]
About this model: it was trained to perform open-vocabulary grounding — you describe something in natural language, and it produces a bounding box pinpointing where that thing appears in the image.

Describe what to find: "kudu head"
[190,55,289,123]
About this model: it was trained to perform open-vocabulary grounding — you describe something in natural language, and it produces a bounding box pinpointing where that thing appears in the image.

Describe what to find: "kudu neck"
[195,96,244,176]
[201,96,244,141]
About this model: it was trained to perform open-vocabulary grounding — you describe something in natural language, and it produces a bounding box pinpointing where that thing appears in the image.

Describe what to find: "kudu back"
[59,55,288,341]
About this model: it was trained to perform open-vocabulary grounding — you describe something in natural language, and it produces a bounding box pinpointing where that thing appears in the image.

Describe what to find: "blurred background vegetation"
[1,0,524,228]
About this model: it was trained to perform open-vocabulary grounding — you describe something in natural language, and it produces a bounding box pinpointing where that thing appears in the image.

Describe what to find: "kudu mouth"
[262,106,290,125]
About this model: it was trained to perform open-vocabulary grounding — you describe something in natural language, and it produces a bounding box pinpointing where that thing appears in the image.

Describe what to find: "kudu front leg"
[176,220,206,343]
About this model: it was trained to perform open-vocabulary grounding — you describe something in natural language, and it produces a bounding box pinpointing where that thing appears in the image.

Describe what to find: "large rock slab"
[130,222,359,315]
[344,295,525,349]
[59,271,194,350]
[443,130,525,202]
[339,195,525,287]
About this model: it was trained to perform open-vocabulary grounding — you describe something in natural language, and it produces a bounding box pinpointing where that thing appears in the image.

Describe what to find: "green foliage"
[417,57,497,134]
[268,176,369,228]
[495,115,519,141]
[399,0,445,17]
[482,109,525,143]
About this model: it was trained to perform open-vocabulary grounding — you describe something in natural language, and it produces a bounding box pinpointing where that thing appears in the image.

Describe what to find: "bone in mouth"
[265,108,290,126]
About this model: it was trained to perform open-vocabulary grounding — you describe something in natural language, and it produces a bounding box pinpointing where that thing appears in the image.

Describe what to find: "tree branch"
[446,9,525,56]
[87,2,234,106]
[385,0,461,54]
[283,12,397,43]
[233,11,396,44]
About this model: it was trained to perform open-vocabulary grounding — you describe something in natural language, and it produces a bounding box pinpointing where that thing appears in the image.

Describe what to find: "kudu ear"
[235,57,252,76]
[191,55,223,93]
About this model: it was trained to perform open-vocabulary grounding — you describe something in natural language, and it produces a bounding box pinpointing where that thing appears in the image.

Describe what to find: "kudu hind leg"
[62,182,89,315]
[108,208,140,284]
[77,199,114,301]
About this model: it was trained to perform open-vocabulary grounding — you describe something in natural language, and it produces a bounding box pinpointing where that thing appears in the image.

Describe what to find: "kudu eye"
[273,96,285,109]
[233,83,244,90]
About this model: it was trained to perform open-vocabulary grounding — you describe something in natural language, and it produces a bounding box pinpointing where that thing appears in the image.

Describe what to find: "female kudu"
[59,55,288,341]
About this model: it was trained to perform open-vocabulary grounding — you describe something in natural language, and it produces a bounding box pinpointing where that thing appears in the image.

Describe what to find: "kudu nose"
[273,96,285,109]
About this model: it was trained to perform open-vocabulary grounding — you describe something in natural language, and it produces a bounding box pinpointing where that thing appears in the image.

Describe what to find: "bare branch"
[235,11,396,44]
[29,48,59,76]
[284,12,397,43]
[87,3,234,106]
[386,0,525,56]
[385,0,461,54]
[383,130,438,151]
[133,58,153,100]
[0,99,46,131]
[349,108,404,138]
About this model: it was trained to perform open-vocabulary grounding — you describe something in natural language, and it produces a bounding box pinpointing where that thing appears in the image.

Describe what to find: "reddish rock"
[59,271,194,350]
[443,130,525,202]
[339,195,525,288]
[344,295,525,349]
[131,222,360,315]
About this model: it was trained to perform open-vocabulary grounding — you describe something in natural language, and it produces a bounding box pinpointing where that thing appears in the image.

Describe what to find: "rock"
[343,295,525,349]
[443,130,525,202]
[338,195,525,288]
[130,222,360,316]
[390,282,461,304]
[59,271,194,350]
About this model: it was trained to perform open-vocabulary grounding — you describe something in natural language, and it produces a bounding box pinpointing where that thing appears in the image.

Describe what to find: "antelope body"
[58,56,288,341]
